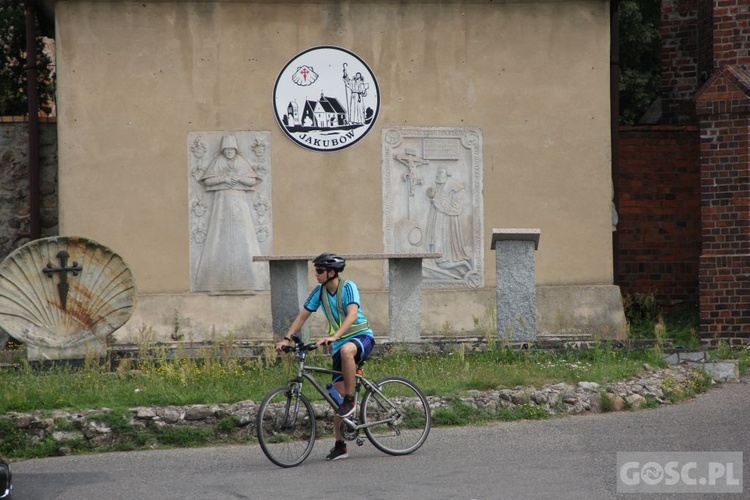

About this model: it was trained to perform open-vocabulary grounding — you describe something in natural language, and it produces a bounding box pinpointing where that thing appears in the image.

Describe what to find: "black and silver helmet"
[312,252,346,272]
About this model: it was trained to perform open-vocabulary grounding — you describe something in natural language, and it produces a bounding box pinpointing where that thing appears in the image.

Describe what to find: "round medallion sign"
[273,46,380,152]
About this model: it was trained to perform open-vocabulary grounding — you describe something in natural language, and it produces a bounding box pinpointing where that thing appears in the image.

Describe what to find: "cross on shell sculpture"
[0,236,137,360]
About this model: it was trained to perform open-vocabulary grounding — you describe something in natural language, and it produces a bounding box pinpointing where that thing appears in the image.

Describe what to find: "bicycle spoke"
[256,387,316,467]
[361,377,431,455]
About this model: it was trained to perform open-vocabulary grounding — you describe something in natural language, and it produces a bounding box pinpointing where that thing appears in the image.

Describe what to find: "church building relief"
[188,131,271,293]
[383,128,484,289]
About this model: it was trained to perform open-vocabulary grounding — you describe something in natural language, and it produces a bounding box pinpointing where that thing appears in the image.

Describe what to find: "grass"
[0,344,667,414]
[622,294,750,376]
[0,341,672,459]
[623,294,701,347]
[0,298,745,459]
[369,345,666,397]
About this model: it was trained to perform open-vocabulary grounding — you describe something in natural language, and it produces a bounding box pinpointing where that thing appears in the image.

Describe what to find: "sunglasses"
[314,268,328,275]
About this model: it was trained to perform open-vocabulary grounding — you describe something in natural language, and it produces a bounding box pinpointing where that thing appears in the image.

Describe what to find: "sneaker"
[336,395,356,418]
[326,441,348,461]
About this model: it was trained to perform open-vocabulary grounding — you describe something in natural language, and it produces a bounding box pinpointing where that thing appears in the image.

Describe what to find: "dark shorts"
[331,335,375,383]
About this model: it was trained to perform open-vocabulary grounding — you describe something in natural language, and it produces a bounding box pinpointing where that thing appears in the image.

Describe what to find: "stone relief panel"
[188,131,271,293]
[383,127,484,288]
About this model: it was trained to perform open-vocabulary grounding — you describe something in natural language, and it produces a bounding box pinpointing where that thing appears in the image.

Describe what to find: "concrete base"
[26,339,107,361]
[536,285,627,339]
[114,284,626,344]
[116,293,275,344]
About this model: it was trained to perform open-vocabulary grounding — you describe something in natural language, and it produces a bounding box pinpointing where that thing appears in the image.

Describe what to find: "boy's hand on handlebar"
[275,337,292,351]
[315,337,334,348]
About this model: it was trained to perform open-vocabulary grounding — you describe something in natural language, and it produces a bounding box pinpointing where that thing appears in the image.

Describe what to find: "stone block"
[491,229,540,341]
[687,360,740,383]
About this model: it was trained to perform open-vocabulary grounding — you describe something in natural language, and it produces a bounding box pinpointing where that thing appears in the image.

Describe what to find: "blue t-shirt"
[304,279,373,354]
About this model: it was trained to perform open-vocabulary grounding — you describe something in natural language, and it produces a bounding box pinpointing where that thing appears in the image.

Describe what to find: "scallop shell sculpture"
[0,236,136,351]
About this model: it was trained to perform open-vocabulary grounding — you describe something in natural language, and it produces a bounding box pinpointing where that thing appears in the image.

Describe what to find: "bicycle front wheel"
[256,386,316,468]
[361,376,431,455]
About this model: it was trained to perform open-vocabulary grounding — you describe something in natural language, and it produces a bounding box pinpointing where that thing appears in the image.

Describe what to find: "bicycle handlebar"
[281,334,318,353]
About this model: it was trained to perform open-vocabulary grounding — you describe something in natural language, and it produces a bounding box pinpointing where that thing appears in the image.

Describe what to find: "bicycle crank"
[340,419,359,441]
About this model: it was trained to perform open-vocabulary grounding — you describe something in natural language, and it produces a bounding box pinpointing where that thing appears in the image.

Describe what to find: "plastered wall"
[52,0,618,339]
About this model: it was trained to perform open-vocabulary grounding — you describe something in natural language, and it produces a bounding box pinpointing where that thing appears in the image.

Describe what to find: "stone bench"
[253,253,441,342]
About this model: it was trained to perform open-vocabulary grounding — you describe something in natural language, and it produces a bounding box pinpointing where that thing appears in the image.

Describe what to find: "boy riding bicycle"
[276,252,375,461]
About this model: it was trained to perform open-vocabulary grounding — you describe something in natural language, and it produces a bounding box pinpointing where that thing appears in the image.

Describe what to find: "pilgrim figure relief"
[188,132,271,293]
[343,69,370,125]
[382,127,484,289]
[425,166,472,275]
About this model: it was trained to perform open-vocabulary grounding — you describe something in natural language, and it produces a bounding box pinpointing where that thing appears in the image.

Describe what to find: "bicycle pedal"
[356,437,364,447]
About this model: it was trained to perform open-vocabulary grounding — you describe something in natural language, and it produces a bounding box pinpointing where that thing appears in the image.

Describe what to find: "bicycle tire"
[361,376,431,455]
[256,386,316,468]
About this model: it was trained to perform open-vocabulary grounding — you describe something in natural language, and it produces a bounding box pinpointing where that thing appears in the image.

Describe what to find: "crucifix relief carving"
[394,148,428,196]
[42,250,82,311]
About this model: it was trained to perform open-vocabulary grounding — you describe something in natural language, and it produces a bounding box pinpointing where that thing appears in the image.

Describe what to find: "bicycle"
[256,334,432,467]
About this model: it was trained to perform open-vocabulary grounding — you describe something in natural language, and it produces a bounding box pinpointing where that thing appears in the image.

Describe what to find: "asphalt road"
[10,378,749,500]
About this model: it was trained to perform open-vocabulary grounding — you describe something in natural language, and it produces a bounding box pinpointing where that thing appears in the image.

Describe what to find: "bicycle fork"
[281,386,302,430]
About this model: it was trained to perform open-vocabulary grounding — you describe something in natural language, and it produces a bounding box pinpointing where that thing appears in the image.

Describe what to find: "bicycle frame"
[285,344,399,431]
[258,336,431,467]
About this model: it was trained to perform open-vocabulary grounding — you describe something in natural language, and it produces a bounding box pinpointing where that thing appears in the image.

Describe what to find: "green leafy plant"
[217,415,240,433]
[618,0,661,125]
[0,0,56,115]
[599,393,614,413]
[432,400,485,426]
[624,294,700,347]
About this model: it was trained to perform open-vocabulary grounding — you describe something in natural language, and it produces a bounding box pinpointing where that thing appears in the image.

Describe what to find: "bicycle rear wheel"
[361,376,431,455]
[256,386,316,468]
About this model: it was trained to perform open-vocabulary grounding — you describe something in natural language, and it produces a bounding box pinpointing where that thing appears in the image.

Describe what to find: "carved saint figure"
[426,166,471,272]
[194,134,269,292]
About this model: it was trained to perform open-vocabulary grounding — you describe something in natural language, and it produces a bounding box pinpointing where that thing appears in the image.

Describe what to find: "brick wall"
[617,125,701,306]
[697,116,750,251]
[712,0,750,67]
[660,0,699,124]
[699,254,750,341]
[657,0,750,340]
[696,104,750,338]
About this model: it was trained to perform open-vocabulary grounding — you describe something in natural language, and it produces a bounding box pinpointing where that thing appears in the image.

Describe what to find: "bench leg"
[269,260,309,341]
[388,258,423,342]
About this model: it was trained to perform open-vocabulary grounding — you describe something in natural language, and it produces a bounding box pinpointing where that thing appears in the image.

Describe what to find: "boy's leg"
[334,335,374,398]
[329,347,355,460]
[334,341,357,418]
[336,341,358,397]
